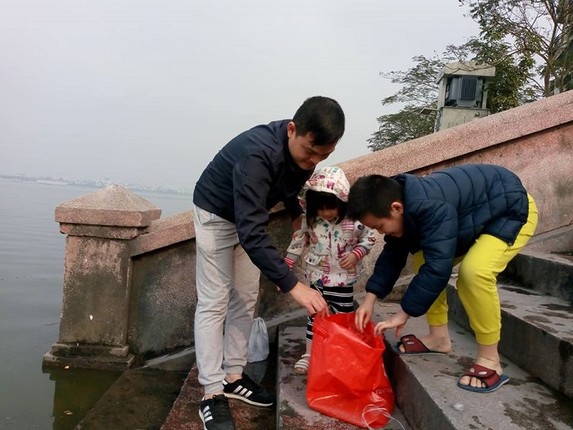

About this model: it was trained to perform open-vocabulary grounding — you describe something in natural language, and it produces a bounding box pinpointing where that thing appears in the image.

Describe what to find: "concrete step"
[501,250,573,302]
[447,280,573,398]
[277,324,412,430]
[378,302,573,430]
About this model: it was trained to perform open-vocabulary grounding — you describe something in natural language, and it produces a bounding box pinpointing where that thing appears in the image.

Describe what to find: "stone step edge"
[502,249,573,302]
[378,302,573,430]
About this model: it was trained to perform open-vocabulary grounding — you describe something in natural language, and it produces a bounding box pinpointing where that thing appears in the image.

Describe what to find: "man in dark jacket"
[193,96,345,430]
[347,164,538,394]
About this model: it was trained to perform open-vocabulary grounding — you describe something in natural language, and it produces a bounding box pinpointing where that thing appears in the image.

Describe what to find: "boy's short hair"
[347,175,403,219]
[293,96,345,146]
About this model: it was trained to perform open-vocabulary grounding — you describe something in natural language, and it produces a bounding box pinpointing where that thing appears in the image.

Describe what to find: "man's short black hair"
[347,175,403,219]
[293,96,345,146]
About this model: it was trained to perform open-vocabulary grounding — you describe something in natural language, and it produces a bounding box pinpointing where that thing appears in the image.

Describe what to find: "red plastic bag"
[306,313,395,429]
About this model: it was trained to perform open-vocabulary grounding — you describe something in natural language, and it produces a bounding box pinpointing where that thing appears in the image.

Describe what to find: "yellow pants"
[413,194,538,345]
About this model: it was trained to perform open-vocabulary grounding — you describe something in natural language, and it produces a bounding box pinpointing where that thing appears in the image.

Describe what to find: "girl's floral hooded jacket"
[285,166,376,287]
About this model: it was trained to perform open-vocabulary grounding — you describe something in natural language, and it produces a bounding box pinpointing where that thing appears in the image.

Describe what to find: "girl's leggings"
[414,194,538,345]
[305,280,356,342]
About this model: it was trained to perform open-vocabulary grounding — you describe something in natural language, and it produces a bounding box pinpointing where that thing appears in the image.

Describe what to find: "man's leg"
[223,243,260,379]
[193,205,238,396]
[221,244,275,407]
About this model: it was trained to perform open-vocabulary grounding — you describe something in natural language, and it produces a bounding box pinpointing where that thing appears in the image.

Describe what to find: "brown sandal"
[457,363,509,393]
[394,334,447,355]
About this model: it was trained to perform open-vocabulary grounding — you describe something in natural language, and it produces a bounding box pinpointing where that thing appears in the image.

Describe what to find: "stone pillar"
[42,185,161,370]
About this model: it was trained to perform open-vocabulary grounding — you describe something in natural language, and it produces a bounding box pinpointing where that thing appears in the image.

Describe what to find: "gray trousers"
[193,204,261,396]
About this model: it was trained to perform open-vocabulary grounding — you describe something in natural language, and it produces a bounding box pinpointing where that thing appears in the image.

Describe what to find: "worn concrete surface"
[377,303,573,430]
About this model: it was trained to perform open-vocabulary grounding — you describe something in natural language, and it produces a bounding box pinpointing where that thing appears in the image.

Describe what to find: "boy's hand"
[288,282,329,316]
[339,252,358,270]
[355,292,377,332]
[374,308,409,338]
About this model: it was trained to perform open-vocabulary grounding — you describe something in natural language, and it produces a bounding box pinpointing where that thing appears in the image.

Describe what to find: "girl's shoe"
[294,354,311,374]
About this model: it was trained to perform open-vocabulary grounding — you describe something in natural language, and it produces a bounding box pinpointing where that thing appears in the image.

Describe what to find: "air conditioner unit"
[445,76,482,107]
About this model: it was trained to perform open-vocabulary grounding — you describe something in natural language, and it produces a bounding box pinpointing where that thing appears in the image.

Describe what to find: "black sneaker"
[199,394,235,430]
[222,373,275,407]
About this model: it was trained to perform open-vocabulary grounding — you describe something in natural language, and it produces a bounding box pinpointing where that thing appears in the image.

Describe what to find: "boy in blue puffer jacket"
[347,164,538,394]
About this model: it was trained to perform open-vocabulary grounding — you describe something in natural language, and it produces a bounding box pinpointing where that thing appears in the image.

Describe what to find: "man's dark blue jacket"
[193,120,312,293]
[365,164,530,317]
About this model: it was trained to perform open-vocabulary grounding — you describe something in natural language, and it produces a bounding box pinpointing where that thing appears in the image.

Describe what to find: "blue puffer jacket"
[365,164,529,317]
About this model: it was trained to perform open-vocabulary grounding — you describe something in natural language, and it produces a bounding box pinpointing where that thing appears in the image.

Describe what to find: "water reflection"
[43,367,121,430]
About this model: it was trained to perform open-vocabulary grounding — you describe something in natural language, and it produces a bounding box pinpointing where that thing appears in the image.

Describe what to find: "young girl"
[285,166,376,374]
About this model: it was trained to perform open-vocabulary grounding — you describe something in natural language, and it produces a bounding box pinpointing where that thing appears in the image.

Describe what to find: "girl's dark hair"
[305,190,347,228]
[347,175,403,219]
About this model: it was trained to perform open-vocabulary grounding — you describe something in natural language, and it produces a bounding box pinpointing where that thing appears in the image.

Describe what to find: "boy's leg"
[223,243,260,380]
[404,252,453,353]
[416,250,449,327]
[193,205,239,396]
[457,195,538,387]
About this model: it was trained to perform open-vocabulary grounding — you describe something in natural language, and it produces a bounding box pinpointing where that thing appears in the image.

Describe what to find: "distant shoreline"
[0,176,192,196]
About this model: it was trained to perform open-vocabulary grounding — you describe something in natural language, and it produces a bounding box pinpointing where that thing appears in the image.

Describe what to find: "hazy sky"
[1,1,478,191]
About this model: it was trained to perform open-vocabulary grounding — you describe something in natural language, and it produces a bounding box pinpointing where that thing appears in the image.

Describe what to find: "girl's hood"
[299,166,350,208]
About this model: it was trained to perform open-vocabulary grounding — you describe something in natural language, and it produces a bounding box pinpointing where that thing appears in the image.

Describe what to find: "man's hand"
[374,307,409,338]
[355,292,377,332]
[288,282,329,316]
[339,252,358,270]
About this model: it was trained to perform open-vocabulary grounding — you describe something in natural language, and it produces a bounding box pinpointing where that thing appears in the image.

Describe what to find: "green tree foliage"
[462,0,573,96]
[369,0,573,152]
[464,38,537,112]
[367,105,436,151]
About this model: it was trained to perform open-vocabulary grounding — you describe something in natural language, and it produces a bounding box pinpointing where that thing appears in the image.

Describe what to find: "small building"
[435,61,496,131]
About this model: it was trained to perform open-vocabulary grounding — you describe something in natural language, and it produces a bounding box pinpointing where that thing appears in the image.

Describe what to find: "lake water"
[0,181,193,429]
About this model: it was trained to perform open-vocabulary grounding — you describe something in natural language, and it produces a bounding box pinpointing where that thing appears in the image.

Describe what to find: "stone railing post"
[42,185,161,370]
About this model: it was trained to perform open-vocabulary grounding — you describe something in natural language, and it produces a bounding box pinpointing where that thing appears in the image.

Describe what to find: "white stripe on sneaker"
[201,405,213,421]
[235,386,252,397]
[223,377,274,407]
